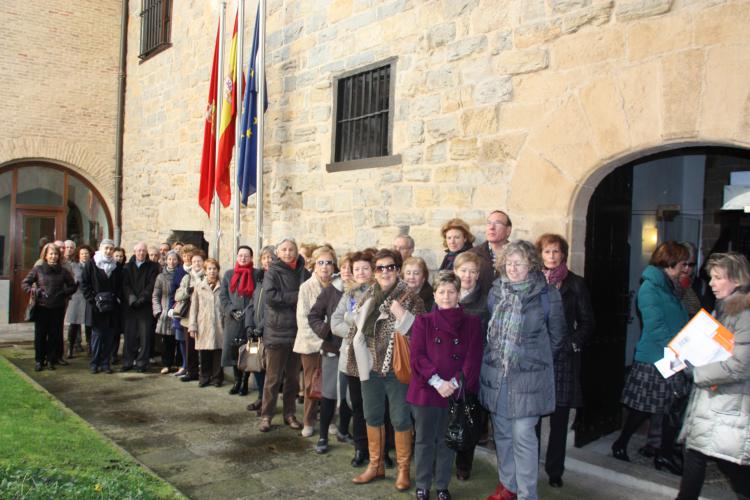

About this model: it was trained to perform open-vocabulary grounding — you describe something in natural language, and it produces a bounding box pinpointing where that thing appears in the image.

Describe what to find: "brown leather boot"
[394,430,412,491]
[352,425,385,484]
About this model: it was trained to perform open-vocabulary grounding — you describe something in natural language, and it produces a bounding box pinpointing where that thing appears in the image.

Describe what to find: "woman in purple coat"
[407,271,483,500]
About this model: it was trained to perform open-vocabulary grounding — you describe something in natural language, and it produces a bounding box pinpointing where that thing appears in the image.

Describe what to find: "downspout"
[114,0,129,246]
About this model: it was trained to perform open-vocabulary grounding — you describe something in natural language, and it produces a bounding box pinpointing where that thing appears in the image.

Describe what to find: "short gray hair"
[276,237,297,250]
[496,240,541,276]
[432,270,460,292]
[394,234,415,249]
[705,252,750,289]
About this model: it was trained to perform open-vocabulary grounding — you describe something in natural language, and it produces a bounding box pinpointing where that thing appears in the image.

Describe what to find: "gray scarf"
[487,277,532,375]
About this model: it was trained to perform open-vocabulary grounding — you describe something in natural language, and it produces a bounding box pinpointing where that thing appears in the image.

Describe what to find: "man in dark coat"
[121,241,159,372]
[469,210,512,294]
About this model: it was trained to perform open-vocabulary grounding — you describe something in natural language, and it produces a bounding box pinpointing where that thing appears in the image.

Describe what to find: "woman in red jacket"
[407,270,483,500]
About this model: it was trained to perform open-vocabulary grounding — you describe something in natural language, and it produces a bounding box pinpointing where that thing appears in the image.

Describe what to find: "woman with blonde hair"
[403,256,434,312]
[439,218,475,271]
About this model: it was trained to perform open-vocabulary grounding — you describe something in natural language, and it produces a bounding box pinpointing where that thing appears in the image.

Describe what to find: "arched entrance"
[573,145,750,447]
[0,161,113,323]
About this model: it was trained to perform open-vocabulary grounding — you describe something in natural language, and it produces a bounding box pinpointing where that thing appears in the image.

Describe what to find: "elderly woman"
[350,248,425,491]
[534,234,595,488]
[439,218,475,271]
[169,244,195,378]
[153,250,180,373]
[175,249,205,383]
[612,241,690,475]
[294,246,337,437]
[408,271,483,500]
[189,258,224,387]
[332,250,376,467]
[259,238,311,432]
[22,243,77,371]
[64,245,94,359]
[482,240,565,500]
[221,245,261,396]
[403,256,434,312]
[676,252,750,499]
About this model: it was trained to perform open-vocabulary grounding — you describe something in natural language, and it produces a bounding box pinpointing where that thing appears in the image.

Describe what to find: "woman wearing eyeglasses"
[350,248,425,491]
[403,256,434,312]
[481,240,565,500]
[294,246,337,438]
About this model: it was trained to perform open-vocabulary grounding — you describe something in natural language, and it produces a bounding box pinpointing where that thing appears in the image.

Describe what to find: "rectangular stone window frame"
[326,57,402,173]
[138,0,172,61]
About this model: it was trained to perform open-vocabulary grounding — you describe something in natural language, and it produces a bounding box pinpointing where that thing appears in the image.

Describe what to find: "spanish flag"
[215,11,240,208]
[198,22,220,215]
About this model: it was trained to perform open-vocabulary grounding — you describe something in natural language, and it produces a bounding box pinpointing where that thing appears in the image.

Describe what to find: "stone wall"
[120,0,750,272]
[0,1,121,204]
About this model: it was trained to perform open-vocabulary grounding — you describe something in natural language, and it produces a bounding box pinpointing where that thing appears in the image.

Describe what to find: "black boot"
[239,372,250,396]
[229,367,242,395]
[351,449,369,467]
[67,325,77,359]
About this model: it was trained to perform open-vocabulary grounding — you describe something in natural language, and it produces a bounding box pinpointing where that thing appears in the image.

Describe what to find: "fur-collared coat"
[679,288,750,465]
[346,279,425,381]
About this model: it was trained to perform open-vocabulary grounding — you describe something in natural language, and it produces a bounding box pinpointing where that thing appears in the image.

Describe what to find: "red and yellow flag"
[198,22,220,215]
[215,12,240,208]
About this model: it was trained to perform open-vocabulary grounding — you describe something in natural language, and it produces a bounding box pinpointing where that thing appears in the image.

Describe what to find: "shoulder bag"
[445,373,483,452]
[24,290,37,322]
[392,329,412,385]
[238,337,265,373]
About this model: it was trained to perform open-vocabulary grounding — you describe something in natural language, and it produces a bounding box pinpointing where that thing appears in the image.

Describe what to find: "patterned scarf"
[362,282,394,339]
[487,278,532,375]
[230,262,255,297]
[543,262,568,289]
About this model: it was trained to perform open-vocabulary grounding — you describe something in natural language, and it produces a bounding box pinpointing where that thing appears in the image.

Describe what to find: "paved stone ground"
[3,325,727,499]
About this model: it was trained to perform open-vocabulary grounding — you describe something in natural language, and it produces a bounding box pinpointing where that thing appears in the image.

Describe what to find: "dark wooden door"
[575,165,633,447]
[10,209,64,322]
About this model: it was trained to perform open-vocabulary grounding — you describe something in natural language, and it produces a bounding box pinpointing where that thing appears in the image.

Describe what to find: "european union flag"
[237,7,267,206]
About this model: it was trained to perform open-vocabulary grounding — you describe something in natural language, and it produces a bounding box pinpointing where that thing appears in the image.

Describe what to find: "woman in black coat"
[22,243,77,371]
[80,239,123,374]
[535,234,595,488]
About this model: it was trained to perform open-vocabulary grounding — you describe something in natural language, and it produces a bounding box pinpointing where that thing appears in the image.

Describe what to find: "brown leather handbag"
[308,363,323,400]
[392,330,411,384]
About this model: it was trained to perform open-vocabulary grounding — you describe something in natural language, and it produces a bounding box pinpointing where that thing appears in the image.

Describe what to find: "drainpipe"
[114,0,128,246]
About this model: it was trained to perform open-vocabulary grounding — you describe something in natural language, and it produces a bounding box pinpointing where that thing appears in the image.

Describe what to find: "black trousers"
[534,406,571,479]
[123,312,153,369]
[158,334,176,367]
[33,306,65,364]
[199,349,223,384]
[346,375,368,453]
[677,449,750,500]
[185,334,200,378]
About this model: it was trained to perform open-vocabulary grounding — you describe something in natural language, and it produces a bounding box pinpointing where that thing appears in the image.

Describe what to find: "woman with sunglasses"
[350,248,425,491]
[294,245,337,438]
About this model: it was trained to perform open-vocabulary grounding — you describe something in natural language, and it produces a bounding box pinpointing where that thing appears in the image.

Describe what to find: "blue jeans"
[91,326,114,369]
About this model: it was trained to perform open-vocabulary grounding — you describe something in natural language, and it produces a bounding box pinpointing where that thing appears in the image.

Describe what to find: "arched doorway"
[0,161,113,323]
[574,145,750,447]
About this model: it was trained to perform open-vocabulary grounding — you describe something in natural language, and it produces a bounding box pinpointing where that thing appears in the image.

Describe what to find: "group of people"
[20,208,749,500]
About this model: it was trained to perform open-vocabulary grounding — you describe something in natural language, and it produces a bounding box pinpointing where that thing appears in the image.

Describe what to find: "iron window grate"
[139,0,171,60]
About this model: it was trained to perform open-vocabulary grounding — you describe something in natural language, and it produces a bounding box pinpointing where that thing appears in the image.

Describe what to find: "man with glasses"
[469,210,513,293]
[393,234,415,263]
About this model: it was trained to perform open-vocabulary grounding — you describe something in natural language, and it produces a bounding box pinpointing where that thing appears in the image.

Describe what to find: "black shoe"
[90,366,99,374]
[213,380,223,388]
[136,367,146,373]
[67,348,75,359]
[549,477,563,488]
[456,468,470,481]
[638,444,657,458]
[351,449,369,467]
[436,489,451,500]
[239,374,249,396]
[315,438,329,454]
[48,363,56,371]
[416,488,430,500]
[654,454,683,476]
[180,375,198,382]
[198,380,211,388]
[104,367,114,374]
[120,365,133,372]
[57,358,69,366]
[336,431,354,444]
[384,453,394,469]
[229,381,241,395]
[34,362,43,372]
[246,399,262,412]
[111,355,120,365]
[611,443,629,462]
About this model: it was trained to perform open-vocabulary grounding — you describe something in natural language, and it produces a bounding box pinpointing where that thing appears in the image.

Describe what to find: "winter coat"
[175,270,204,328]
[188,278,224,351]
[347,279,425,381]
[219,268,261,366]
[554,272,595,408]
[479,272,566,418]
[22,263,77,309]
[679,289,750,465]
[65,261,90,325]
[80,259,123,330]
[332,282,371,376]
[261,255,311,347]
[635,265,689,364]
[418,282,435,312]
[460,286,489,335]
[308,276,344,354]
[468,242,498,295]
[152,267,176,336]
[407,306,483,408]
[122,257,159,320]
[170,264,189,333]
[293,274,331,355]
[438,242,473,271]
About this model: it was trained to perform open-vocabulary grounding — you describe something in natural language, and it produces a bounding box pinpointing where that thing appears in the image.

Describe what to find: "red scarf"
[543,263,569,289]
[230,263,255,297]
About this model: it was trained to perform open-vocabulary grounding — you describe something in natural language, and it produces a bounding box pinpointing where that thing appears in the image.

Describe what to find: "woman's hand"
[390,300,406,321]
[437,381,456,398]
[189,331,196,339]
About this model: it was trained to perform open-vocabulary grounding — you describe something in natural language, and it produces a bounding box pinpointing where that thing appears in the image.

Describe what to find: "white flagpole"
[255,0,266,254]
[213,1,227,261]
[233,0,244,257]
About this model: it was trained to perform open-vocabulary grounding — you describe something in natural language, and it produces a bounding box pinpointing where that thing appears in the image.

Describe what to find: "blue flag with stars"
[237,6,267,206]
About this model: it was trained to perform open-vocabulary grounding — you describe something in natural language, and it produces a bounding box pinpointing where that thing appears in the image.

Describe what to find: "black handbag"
[94,291,117,313]
[24,291,36,322]
[445,373,482,452]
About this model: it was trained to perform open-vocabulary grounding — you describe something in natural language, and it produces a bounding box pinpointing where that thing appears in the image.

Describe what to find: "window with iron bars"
[328,59,401,172]
[139,0,172,60]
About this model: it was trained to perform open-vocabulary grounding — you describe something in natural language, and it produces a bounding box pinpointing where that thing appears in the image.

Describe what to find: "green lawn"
[0,356,183,500]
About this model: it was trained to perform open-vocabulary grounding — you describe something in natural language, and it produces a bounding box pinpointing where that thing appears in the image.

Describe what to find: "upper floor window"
[139,0,172,60]
[328,58,401,172]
